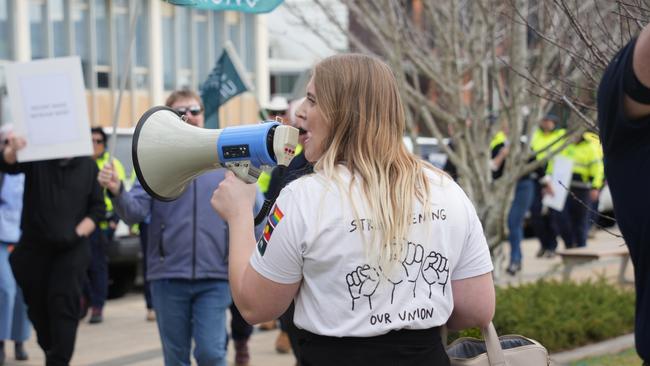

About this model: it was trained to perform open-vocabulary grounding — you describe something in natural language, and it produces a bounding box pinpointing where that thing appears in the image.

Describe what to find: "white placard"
[5,57,92,162]
[543,155,574,212]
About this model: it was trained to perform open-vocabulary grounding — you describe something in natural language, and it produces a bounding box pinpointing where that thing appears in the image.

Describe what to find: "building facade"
[0,0,269,129]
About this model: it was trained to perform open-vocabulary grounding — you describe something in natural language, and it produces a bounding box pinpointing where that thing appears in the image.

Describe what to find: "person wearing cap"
[530,114,566,258]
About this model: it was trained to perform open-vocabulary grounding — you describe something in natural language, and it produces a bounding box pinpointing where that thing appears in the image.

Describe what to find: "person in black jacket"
[0,133,104,366]
[598,22,650,364]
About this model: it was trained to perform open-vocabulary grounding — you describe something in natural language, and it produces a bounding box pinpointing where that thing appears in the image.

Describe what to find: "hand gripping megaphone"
[132,106,299,223]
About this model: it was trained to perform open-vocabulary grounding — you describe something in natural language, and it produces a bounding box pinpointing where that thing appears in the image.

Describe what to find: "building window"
[51,0,68,57]
[195,10,209,85]
[95,0,110,88]
[113,0,129,85]
[73,0,90,87]
[271,74,299,97]
[162,3,175,90]
[244,14,255,73]
[134,0,149,89]
[0,0,13,60]
[226,11,241,55]
[30,0,47,59]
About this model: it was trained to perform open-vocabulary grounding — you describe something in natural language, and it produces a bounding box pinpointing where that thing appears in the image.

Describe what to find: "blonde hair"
[312,54,436,270]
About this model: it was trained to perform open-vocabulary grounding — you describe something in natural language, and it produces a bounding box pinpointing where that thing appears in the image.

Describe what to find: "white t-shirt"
[250,166,493,337]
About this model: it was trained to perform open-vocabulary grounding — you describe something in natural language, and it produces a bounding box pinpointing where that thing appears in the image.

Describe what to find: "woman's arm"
[212,171,300,324]
[447,272,495,331]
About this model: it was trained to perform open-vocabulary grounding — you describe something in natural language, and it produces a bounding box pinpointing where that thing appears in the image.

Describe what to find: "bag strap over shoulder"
[482,322,506,366]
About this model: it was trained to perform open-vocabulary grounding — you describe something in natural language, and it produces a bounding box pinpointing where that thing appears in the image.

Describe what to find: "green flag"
[201,42,252,128]
[165,0,284,13]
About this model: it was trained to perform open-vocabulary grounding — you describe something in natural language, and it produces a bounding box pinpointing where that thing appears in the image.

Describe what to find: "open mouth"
[298,127,307,135]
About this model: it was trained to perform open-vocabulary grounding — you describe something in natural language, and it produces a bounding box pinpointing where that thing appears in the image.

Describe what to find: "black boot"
[14,341,28,361]
[0,341,5,365]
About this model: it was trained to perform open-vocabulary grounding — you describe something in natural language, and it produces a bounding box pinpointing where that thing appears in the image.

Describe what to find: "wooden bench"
[555,246,631,284]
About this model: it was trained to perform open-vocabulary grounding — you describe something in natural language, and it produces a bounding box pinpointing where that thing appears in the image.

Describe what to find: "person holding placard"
[0,133,104,366]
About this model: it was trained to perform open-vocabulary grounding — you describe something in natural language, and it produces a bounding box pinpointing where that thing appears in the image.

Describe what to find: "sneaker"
[506,262,521,276]
[146,309,156,322]
[89,307,103,324]
[535,248,546,258]
[14,342,28,361]
[259,320,277,331]
[275,331,291,354]
[234,340,250,366]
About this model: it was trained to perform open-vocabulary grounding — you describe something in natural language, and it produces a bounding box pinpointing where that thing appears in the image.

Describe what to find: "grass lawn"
[570,348,643,366]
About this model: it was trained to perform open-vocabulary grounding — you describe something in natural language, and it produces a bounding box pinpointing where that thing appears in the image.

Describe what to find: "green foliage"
[450,279,635,352]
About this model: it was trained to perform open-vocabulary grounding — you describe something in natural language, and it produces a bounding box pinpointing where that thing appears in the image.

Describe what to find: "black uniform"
[0,155,104,366]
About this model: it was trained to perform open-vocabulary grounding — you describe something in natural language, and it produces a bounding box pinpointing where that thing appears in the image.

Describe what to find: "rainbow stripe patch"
[257,205,284,256]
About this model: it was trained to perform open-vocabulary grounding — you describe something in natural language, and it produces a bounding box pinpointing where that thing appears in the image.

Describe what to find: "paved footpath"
[2,228,632,365]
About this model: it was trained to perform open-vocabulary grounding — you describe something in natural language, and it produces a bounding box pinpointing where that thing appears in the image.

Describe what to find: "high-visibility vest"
[96,152,126,228]
[531,128,567,160]
[559,137,604,190]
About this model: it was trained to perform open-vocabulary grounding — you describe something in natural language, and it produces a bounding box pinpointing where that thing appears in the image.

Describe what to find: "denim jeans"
[553,187,591,248]
[151,279,231,366]
[508,179,535,265]
[0,244,31,341]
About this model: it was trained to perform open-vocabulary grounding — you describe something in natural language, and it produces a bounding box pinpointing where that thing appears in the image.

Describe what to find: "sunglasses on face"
[174,106,203,117]
[93,139,105,145]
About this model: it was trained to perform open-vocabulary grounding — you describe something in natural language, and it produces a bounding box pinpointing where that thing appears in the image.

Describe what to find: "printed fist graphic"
[346,264,380,310]
[421,251,450,297]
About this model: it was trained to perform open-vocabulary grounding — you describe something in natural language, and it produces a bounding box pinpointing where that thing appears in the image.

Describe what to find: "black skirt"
[296,327,450,366]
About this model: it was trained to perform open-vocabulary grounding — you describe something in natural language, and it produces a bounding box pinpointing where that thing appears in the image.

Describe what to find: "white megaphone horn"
[132,106,298,222]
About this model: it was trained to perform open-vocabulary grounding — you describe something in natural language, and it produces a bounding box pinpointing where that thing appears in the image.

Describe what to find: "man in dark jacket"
[0,133,104,366]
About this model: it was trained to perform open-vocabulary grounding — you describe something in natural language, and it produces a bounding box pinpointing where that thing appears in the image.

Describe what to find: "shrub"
[451,279,635,352]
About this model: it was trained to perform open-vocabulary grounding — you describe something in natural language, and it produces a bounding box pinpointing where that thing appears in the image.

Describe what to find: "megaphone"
[132,106,298,204]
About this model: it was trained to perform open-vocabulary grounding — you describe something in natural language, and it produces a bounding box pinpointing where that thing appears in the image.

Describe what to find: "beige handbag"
[446,323,550,366]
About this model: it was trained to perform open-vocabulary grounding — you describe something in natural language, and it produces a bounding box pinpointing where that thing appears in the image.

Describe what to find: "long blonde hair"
[312,54,435,270]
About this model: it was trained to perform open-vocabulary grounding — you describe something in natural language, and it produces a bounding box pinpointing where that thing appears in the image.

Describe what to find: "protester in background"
[549,132,603,249]
[212,54,495,365]
[530,114,566,258]
[490,127,542,276]
[98,89,263,366]
[1,133,104,366]
[82,127,126,324]
[0,126,30,365]
[597,22,650,364]
[264,97,310,361]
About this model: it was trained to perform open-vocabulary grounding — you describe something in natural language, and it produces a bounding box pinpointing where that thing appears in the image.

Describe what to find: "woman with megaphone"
[211,54,496,365]
[98,89,263,366]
